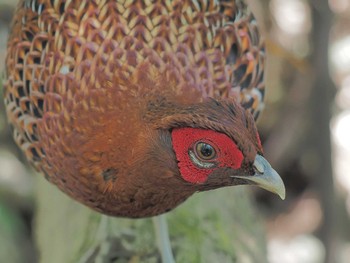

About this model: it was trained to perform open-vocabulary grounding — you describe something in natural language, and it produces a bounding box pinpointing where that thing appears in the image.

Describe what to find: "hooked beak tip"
[232,155,286,200]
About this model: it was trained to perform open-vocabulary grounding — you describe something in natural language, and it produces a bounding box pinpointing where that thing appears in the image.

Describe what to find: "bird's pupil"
[201,144,213,157]
[194,142,216,161]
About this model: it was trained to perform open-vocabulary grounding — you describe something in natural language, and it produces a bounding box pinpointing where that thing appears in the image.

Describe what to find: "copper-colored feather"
[3,0,268,217]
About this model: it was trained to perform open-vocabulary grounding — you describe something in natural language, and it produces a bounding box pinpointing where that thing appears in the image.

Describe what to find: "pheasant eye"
[195,142,216,160]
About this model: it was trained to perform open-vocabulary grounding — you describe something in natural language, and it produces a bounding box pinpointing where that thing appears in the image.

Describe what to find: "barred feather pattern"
[4,0,265,176]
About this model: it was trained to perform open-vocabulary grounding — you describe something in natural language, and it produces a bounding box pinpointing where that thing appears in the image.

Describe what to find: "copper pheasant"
[3,0,285,218]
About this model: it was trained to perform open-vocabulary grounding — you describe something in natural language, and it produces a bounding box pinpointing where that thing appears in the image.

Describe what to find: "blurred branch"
[265,39,311,72]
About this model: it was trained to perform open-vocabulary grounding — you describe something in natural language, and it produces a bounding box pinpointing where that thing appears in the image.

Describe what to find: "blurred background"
[0,0,349,262]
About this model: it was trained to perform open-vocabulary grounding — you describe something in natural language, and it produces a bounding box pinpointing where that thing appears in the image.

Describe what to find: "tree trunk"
[310,2,335,262]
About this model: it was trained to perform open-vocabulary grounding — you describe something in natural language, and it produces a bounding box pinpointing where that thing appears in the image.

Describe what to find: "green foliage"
[0,202,28,263]
[36,175,267,263]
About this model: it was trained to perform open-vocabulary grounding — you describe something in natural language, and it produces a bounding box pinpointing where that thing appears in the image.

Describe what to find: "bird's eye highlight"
[195,142,216,160]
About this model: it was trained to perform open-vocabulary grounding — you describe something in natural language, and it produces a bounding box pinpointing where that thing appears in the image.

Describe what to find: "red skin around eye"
[171,127,244,184]
[256,132,262,149]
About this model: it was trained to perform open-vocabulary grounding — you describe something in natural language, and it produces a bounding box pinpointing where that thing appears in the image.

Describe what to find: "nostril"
[253,155,265,174]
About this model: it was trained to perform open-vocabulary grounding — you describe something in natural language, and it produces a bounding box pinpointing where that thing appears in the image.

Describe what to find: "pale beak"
[232,155,286,200]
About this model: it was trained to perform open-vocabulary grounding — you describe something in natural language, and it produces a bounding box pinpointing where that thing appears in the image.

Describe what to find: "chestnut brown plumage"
[3,0,285,218]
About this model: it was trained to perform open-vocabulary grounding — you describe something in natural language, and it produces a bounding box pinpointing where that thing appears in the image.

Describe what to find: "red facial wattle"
[171,127,244,184]
[256,131,263,150]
